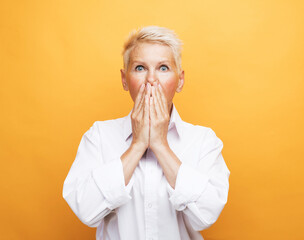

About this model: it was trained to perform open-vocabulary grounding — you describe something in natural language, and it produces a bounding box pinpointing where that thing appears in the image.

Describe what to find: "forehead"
[129,42,174,63]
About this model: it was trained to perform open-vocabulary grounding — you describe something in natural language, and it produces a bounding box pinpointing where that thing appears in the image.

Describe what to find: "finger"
[154,83,165,115]
[150,86,157,119]
[152,85,162,117]
[138,93,148,119]
[149,97,156,123]
[139,83,152,119]
[146,82,152,98]
[134,84,145,114]
[133,84,145,112]
[141,82,151,109]
[134,93,145,119]
[142,83,151,115]
[158,83,169,114]
[144,93,149,124]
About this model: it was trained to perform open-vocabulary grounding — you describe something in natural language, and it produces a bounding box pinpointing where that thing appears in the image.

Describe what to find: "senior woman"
[63,26,230,240]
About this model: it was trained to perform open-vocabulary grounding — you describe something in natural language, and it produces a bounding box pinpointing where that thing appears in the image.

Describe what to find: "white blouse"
[62,103,230,240]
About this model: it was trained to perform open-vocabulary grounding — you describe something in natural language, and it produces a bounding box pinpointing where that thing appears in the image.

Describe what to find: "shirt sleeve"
[166,128,230,231]
[62,122,134,227]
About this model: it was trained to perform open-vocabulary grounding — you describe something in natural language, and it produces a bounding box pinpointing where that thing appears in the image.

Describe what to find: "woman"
[63,26,230,240]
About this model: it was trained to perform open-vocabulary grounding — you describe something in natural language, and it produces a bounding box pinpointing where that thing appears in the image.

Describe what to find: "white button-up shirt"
[63,103,230,240]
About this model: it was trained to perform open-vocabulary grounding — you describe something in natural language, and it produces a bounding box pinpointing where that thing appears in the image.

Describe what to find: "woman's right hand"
[130,83,151,152]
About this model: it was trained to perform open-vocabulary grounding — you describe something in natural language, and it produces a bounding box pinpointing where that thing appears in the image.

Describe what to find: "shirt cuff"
[92,157,134,210]
[167,162,209,211]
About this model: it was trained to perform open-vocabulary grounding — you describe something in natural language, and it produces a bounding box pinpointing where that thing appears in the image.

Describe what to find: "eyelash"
[135,65,169,71]
[160,65,169,71]
[135,65,144,71]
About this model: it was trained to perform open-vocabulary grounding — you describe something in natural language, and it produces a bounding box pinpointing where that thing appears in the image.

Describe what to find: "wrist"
[131,141,147,154]
[150,140,169,153]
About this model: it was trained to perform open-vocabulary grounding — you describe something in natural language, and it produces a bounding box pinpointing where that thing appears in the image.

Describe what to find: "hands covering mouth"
[130,82,170,152]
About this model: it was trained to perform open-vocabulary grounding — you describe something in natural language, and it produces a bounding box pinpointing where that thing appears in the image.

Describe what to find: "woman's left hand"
[149,83,170,151]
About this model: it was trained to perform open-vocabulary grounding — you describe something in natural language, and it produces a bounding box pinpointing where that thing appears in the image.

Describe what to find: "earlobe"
[120,69,129,91]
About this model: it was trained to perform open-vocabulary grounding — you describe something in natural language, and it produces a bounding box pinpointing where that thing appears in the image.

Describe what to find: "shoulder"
[83,116,125,139]
[181,120,220,140]
[180,120,223,149]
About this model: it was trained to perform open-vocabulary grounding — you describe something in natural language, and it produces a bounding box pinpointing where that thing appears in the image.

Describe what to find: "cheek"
[162,80,177,100]
[129,78,143,101]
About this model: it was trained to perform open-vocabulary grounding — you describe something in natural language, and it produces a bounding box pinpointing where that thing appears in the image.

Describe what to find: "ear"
[176,70,184,93]
[120,69,129,91]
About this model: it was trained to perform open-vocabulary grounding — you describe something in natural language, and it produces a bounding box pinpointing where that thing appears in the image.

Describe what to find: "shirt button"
[148,203,152,208]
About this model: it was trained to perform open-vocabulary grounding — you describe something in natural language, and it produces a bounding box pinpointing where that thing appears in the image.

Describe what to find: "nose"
[146,69,158,86]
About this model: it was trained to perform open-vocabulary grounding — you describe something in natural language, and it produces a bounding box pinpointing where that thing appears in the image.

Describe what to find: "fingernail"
[141,84,145,89]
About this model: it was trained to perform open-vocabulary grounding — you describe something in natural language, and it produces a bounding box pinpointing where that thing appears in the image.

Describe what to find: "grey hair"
[121,26,183,73]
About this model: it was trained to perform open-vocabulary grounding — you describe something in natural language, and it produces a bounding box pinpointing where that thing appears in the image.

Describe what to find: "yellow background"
[1,0,303,239]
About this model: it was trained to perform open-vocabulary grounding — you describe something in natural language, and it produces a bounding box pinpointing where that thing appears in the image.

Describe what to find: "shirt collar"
[123,102,183,141]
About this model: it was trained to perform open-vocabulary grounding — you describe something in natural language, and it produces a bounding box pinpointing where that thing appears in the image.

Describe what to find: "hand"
[130,83,151,152]
[149,83,170,152]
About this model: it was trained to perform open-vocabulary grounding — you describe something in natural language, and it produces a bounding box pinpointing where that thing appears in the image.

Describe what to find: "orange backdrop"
[1,0,303,239]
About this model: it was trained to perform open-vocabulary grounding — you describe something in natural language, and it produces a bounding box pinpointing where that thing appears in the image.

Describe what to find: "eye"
[135,65,144,71]
[160,65,169,71]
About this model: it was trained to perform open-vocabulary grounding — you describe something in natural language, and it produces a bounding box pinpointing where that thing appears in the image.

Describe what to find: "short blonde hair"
[122,26,183,73]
